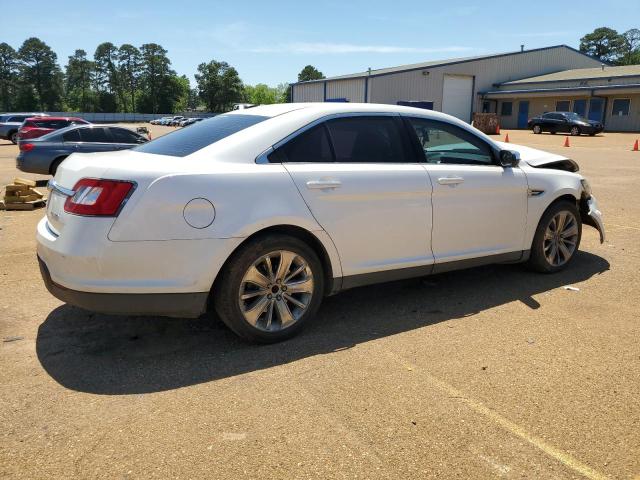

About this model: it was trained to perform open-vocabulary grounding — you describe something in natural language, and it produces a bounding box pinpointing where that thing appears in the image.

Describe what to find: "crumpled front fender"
[581,195,605,243]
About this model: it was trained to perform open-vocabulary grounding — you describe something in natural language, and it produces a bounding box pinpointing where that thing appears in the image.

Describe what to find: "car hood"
[495,141,579,172]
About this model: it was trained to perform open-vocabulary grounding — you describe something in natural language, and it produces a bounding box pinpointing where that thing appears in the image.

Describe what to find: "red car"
[18,116,90,140]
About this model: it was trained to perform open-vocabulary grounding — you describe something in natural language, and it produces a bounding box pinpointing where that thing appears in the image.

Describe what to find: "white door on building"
[442,75,473,122]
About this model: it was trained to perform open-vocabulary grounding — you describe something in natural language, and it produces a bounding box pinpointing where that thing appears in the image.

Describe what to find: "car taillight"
[64,179,135,216]
[19,143,35,152]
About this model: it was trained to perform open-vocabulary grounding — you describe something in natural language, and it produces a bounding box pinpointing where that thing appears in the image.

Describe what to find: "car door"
[405,117,528,267]
[77,127,118,152]
[274,114,434,280]
[556,113,571,133]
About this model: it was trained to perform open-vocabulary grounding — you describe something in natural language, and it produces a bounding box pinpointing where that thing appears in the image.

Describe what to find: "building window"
[612,99,630,116]
[500,102,513,116]
[556,100,571,112]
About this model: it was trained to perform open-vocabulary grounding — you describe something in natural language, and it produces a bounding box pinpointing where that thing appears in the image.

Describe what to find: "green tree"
[195,60,244,112]
[170,74,191,112]
[619,28,640,65]
[0,43,19,111]
[244,83,278,104]
[297,65,324,82]
[138,43,172,113]
[118,44,141,112]
[65,49,95,111]
[93,42,120,111]
[275,82,290,103]
[17,37,64,110]
[579,27,625,63]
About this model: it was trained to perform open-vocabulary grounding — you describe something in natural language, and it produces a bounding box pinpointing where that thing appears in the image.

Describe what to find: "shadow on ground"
[36,252,609,395]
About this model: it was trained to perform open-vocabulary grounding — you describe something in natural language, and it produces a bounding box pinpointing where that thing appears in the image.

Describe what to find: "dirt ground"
[1,125,639,479]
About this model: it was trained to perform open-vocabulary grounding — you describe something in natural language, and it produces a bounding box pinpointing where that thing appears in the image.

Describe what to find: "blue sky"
[3,0,637,87]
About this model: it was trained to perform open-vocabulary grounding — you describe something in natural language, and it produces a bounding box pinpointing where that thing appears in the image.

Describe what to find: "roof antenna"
[520,44,524,52]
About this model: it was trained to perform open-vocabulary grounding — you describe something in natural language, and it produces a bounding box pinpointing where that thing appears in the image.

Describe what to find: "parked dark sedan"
[527,111,604,136]
[16,124,148,175]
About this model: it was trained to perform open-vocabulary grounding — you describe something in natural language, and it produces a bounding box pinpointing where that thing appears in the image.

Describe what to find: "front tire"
[528,201,582,273]
[10,131,18,144]
[570,126,581,136]
[532,125,542,134]
[214,235,324,343]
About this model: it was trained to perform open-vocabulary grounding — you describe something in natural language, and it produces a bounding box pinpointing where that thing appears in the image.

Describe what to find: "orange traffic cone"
[564,136,570,147]
[633,139,639,151]
[504,133,509,143]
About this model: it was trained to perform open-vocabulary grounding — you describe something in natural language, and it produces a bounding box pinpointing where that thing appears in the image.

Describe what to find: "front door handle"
[438,176,464,185]
[306,180,342,190]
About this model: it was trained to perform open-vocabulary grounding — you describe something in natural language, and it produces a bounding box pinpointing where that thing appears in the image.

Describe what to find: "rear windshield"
[134,114,268,157]
[28,119,77,128]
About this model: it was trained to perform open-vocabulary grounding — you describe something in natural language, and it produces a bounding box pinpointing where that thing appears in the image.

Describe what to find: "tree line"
[579,27,640,64]
[0,37,303,114]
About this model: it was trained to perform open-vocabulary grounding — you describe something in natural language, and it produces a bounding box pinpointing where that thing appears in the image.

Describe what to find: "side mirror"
[499,150,520,168]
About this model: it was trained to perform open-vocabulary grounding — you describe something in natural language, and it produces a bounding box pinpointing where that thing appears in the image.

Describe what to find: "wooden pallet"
[2,177,47,211]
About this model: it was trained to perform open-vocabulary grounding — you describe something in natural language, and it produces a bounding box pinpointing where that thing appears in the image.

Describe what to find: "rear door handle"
[437,176,464,185]
[306,180,342,190]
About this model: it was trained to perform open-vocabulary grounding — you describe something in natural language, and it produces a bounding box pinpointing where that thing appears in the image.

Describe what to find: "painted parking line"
[381,348,608,480]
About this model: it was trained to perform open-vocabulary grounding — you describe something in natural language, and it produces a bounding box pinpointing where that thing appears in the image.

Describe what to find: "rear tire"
[527,200,582,273]
[214,235,324,343]
[570,126,581,136]
[9,131,18,144]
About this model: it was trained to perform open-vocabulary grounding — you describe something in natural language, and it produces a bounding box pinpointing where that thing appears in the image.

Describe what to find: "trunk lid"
[46,150,187,236]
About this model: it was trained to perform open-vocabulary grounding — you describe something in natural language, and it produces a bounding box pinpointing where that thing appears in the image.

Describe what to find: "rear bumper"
[38,256,209,318]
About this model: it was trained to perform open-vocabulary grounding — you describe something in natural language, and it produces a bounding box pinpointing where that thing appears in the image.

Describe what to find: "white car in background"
[37,103,605,343]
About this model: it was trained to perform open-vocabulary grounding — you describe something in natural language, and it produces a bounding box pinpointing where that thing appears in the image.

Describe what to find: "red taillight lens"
[64,179,135,216]
[19,143,35,152]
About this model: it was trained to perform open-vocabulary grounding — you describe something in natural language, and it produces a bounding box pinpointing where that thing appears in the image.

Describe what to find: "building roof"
[501,64,640,85]
[292,45,599,85]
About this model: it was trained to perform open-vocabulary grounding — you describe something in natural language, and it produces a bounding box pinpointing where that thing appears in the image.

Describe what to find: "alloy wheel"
[543,211,579,267]
[238,250,314,332]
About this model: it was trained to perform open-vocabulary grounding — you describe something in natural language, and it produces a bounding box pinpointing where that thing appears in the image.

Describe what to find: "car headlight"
[581,179,592,198]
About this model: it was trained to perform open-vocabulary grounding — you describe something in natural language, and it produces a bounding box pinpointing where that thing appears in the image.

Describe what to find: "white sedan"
[37,103,605,343]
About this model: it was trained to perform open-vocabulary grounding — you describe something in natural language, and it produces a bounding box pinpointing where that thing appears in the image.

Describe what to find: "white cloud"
[248,43,476,55]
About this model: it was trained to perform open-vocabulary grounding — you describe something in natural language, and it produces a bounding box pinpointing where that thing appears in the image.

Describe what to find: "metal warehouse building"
[482,64,640,131]
[291,45,640,130]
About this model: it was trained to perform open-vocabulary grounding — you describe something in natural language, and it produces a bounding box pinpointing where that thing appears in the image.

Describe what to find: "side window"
[271,124,333,163]
[612,99,630,116]
[62,129,81,142]
[79,127,112,143]
[556,101,571,112]
[110,128,143,144]
[500,102,513,116]
[325,116,410,163]
[407,118,495,166]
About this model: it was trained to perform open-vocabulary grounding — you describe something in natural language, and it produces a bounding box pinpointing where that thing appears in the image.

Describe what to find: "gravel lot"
[1,125,639,479]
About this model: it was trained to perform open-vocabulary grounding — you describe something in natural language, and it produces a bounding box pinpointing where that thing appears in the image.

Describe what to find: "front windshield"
[564,112,588,122]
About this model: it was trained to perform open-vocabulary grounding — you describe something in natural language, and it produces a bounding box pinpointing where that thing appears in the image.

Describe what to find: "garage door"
[442,75,473,122]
